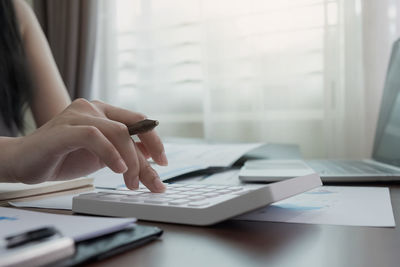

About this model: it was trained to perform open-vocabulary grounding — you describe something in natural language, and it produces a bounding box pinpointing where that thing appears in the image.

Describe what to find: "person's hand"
[7,99,168,192]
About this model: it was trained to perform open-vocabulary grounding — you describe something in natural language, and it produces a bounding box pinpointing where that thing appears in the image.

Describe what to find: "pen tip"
[154,120,159,125]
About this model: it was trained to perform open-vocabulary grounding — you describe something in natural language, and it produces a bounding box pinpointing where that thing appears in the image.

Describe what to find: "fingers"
[60,99,167,191]
[93,101,168,166]
[138,132,168,165]
[73,117,165,192]
[134,142,166,193]
[60,125,128,174]
[122,139,140,190]
[70,115,142,190]
[136,142,151,159]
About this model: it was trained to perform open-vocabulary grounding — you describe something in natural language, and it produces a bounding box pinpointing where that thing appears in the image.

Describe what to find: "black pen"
[6,226,58,248]
[127,119,159,135]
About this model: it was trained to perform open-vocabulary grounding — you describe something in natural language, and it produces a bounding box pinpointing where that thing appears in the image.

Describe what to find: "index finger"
[94,101,168,166]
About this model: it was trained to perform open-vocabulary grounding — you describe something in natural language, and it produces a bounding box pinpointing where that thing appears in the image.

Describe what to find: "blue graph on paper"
[0,216,17,221]
[305,189,337,195]
[274,203,323,211]
[272,188,338,211]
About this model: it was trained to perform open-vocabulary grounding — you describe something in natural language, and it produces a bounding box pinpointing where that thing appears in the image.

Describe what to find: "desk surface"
[77,184,400,267]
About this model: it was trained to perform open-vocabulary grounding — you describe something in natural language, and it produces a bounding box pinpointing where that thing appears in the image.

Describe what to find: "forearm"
[14,0,71,127]
[26,19,71,126]
[0,137,20,183]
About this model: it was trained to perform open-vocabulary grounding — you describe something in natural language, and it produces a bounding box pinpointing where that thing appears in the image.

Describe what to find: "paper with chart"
[235,186,395,227]
[94,142,262,188]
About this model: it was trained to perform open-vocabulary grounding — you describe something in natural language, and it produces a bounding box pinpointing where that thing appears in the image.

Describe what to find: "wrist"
[0,137,22,182]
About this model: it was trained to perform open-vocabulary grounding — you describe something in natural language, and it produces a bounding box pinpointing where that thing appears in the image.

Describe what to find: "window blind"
[111,0,341,157]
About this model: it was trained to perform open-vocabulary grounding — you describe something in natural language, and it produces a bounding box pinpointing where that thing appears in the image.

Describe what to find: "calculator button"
[227,186,243,191]
[150,195,172,200]
[207,185,228,189]
[169,199,190,205]
[188,201,209,207]
[123,197,143,203]
[164,191,180,195]
[171,187,187,191]
[116,186,129,191]
[196,188,216,192]
[232,189,253,195]
[179,191,199,196]
[164,189,181,194]
[139,193,153,197]
[144,198,169,204]
[148,192,165,196]
[123,195,143,199]
[168,194,185,199]
[119,191,144,196]
[188,196,205,201]
[184,184,207,188]
[216,190,231,194]
[99,194,124,200]
[137,189,150,193]
[202,192,219,197]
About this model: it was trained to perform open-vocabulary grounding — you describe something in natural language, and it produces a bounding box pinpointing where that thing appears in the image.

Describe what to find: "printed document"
[235,186,395,227]
[94,142,261,188]
[0,207,136,242]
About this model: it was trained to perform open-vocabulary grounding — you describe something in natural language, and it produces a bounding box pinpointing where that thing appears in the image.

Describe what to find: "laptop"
[239,39,400,183]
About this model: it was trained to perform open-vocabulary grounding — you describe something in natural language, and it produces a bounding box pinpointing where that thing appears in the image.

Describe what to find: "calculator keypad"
[90,184,249,208]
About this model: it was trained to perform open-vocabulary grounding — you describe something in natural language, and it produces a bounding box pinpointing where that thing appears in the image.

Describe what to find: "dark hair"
[0,0,32,132]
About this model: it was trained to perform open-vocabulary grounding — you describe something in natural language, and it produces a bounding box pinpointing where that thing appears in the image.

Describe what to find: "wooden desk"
[80,185,400,267]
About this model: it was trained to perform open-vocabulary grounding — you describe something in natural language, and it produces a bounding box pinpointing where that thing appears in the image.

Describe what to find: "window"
[94,0,368,158]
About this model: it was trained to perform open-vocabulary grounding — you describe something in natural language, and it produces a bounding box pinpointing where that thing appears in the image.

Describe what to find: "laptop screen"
[372,40,400,167]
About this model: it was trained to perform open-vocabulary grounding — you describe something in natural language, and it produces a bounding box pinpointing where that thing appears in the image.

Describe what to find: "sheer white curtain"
[92,0,400,158]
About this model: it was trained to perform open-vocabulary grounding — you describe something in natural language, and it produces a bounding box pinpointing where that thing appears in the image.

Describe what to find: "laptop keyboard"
[306,160,399,175]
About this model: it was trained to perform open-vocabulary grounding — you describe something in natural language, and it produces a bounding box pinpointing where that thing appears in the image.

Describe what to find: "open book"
[0,177,93,205]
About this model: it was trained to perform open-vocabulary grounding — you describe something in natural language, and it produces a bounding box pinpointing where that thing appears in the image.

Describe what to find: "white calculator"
[72,173,321,226]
